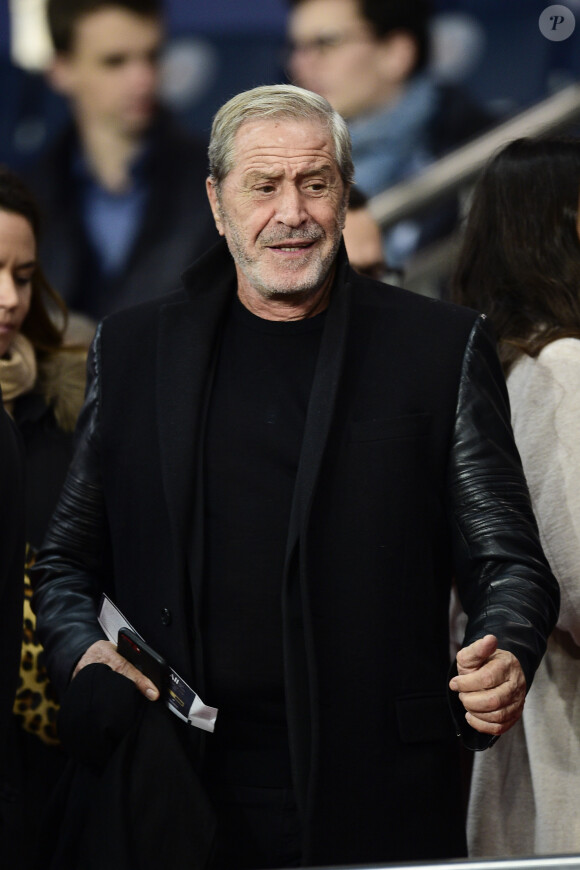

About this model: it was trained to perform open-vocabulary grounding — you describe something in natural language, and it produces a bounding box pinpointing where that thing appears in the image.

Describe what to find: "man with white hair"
[34,84,557,869]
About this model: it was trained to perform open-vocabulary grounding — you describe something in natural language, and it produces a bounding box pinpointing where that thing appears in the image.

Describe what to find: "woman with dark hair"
[0,165,88,866]
[0,167,88,544]
[452,137,580,856]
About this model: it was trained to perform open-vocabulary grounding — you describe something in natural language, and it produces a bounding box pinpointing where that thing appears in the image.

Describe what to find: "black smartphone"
[117,627,170,698]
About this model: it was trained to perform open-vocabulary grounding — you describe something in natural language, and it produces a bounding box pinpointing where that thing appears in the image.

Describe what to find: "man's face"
[287,0,390,119]
[51,8,163,137]
[206,117,347,312]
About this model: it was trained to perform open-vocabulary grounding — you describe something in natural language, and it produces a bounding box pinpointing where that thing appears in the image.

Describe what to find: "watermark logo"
[539,4,576,41]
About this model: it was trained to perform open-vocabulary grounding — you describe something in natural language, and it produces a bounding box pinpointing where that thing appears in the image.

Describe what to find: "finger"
[458,683,525,717]
[73,639,118,676]
[455,634,498,676]
[451,657,510,694]
[114,653,159,701]
[464,706,523,736]
[462,700,524,725]
[73,639,159,701]
[452,650,525,696]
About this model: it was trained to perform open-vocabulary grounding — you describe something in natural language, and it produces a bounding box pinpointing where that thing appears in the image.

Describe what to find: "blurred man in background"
[26,0,216,319]
[286,0,492,268]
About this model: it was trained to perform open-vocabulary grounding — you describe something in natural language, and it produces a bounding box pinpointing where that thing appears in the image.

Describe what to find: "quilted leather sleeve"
[447,316,560,748]
[32,324,110,698]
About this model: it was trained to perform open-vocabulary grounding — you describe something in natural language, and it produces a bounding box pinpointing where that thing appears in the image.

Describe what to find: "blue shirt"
[73,143,150,275]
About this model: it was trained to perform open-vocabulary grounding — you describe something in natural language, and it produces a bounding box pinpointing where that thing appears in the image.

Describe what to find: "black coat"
[13,392,75,550]
[34,241,559,867]
[35,663,215,870]
[2,356,85,870]
[0,402,25,807]
[25,112,218,319]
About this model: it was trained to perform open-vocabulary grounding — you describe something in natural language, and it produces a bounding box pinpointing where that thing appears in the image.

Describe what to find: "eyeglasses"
[285,27,375,59]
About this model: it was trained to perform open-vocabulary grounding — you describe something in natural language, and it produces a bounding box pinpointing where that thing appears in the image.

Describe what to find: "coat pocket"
[395,692,456,743]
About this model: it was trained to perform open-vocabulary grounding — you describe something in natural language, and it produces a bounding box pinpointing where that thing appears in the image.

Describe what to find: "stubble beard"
[223,215,344,303]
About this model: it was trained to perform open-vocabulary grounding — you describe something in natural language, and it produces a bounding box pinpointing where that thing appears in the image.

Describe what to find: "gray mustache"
[260,227,324,245]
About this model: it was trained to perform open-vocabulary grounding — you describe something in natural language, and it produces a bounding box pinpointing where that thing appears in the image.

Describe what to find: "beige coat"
[467,338,580,856]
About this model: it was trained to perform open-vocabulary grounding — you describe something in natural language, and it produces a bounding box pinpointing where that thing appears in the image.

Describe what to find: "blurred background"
[2,0,580,298]
[3,0,580,167]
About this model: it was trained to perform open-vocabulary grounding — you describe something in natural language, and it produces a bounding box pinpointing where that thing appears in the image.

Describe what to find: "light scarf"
[0,332,37,404]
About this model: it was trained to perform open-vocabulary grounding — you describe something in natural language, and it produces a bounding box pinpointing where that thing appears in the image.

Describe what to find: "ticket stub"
[98,593,218,733]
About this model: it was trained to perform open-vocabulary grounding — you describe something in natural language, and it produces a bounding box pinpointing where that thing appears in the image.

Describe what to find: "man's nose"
[276,186,308,227]
[130,57,159,94]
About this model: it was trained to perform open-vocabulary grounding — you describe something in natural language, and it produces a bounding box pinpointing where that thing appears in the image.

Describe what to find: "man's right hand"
[72,639,160,701]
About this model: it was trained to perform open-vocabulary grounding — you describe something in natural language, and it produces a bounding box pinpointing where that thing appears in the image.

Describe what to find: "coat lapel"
[287,253,352,554]
[155,242,234,581]
[283,251,353,820]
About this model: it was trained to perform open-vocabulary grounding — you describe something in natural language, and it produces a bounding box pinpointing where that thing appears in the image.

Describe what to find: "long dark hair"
[0,165,67,356]
[451,137,580,374]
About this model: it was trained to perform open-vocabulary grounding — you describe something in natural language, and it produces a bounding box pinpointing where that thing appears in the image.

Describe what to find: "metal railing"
[369,83,580,230]
[298,857,580,870]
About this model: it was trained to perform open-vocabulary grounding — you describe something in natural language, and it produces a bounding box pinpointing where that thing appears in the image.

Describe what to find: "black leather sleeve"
[447,315,560,749]
[32,324,110,698]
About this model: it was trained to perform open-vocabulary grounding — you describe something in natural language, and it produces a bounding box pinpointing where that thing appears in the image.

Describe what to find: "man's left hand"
[449,634,526,736]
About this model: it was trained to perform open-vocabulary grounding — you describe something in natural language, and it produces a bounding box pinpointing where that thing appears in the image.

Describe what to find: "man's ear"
[206,177,225,236]
[340,184,351,230]
[47,54,76,97]
[376,30,420,86]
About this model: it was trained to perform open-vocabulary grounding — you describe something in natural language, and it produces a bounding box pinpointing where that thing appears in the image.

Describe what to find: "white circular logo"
[539,5,576,41]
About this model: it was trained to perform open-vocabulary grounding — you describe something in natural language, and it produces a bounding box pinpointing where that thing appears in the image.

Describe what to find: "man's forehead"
[232,117,337,167]
[290,0,363,36]
[71,8,163,56]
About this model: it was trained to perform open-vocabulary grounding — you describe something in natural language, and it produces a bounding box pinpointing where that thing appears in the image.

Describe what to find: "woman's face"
[0,209,36,358]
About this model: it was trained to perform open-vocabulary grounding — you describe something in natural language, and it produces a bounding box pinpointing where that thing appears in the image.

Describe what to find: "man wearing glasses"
[286,0,491,269]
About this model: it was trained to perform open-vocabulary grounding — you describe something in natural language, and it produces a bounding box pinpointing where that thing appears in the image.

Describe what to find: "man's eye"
[256,185,275,194]
[306,182,325,192]
[102,54,127,68]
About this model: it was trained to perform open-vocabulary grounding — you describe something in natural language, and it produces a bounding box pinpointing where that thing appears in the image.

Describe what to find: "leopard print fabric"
[12,550,60,746]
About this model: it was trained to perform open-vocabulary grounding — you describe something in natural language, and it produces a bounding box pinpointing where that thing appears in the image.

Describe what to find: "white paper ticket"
[98,593,218,733]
